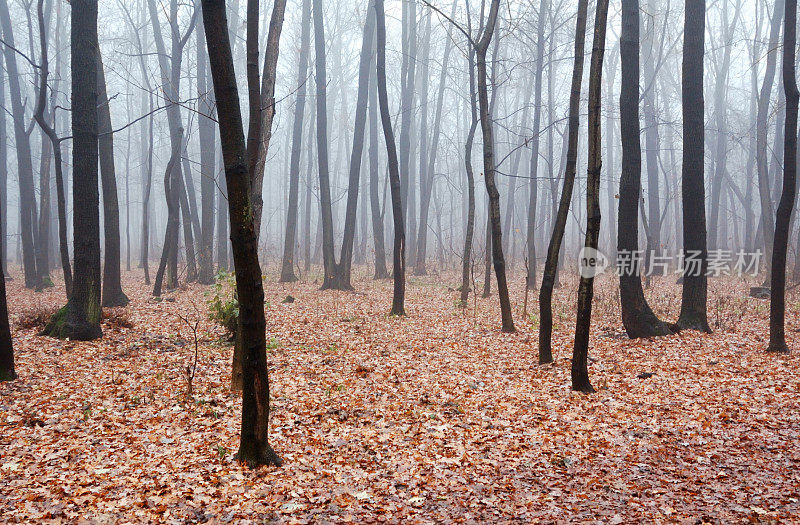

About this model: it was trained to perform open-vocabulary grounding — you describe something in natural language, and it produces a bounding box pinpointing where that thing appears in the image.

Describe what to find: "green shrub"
[207,270,239,336]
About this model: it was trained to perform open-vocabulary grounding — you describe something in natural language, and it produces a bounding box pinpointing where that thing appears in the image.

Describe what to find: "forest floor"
[1,266,799,523]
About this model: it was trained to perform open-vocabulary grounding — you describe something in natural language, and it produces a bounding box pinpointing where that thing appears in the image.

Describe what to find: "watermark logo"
[575,248,763,278]
[578,247,610,278]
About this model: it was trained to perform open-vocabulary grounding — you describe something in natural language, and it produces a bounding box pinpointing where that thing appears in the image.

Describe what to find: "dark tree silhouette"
[572,0,609,394]
[768,0,798,354]
[42,0,103,341]
[200,0,281,468]
[617,0,672,338]
[676,0,711,333]
[0,200,13,381]
[539,0,588,364]
[375,0,406,316]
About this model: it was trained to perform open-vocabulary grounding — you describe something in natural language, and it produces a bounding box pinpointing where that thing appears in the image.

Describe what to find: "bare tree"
[43,0,102,341]
[676,0,710,333]
[768,0,798,353]
[375,0,406,316]
[200,0,281,468]
[539,0,588,364]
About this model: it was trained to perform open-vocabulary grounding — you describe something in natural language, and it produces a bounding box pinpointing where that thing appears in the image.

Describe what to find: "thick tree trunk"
[768,0,798,353]
[375,0,405,316]
[279,0,311,283]
[36,132,53,289]
[539,0,588,364]
[676,0,711,332]
[201,0,281,469]
[97,54,129,307]
[617,0,672,338]
[43,0,102,341]
[573,0,609,394]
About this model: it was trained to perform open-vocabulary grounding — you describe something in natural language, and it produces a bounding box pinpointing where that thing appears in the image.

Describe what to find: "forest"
[0,0,799,521]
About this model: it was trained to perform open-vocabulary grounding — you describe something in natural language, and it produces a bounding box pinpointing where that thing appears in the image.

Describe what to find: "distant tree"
[42,0,102,341]
[768,0,798,353]
[572,0,609,393]
[0,0,39,289]
[539,0,588,364]
[279,0,311,283]
[676,0,711,333]
[200,0,281,468]
[32,0,72,295]
[375,0,406,316]
[196,11,216,285]
[756,0,784,286]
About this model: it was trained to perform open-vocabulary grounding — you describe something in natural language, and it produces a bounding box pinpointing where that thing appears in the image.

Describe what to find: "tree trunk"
[527,0,549,290]
[768,0,798,353]
[97,54,129,307]
[375,0,405,316]
[249,0,287,240]
[539,0,589,363]
[756,0,784,284]
[573,0,609,394]
[617,0,672,338]
[43,0,102,341]
[329,2,376,290]
[676,0,711,332]
[369,56,390,280]
[279,0,311,283]
[0,0,39,288]
[476,0,514,333]
[197,12,217,285]
[200,0,281,469]
[312,0,339,289]
[0,197,13,380]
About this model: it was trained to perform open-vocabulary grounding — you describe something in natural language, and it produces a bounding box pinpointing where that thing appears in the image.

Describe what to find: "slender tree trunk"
[617,0,672,338]
[677,0,711,332]
[375,0,405,316]
[369,58,390,280]
[31,0,71,294]
[0,193,13,380]
[0,0,38,288]
[539,0,589,363]
[201,0,281,468]
[756,0,784,283]
[0,52,6,279]
[527,0,548,290]
[43,0,102,341]
[573,0,609,393]
[197,12,217,285]
[279,0,311,283]
[312,0,338,289]
[97,54,129,307]
[250,0,287,239]
[476,0,514,333]
[768,0,798,353]
[328,3,376,290]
